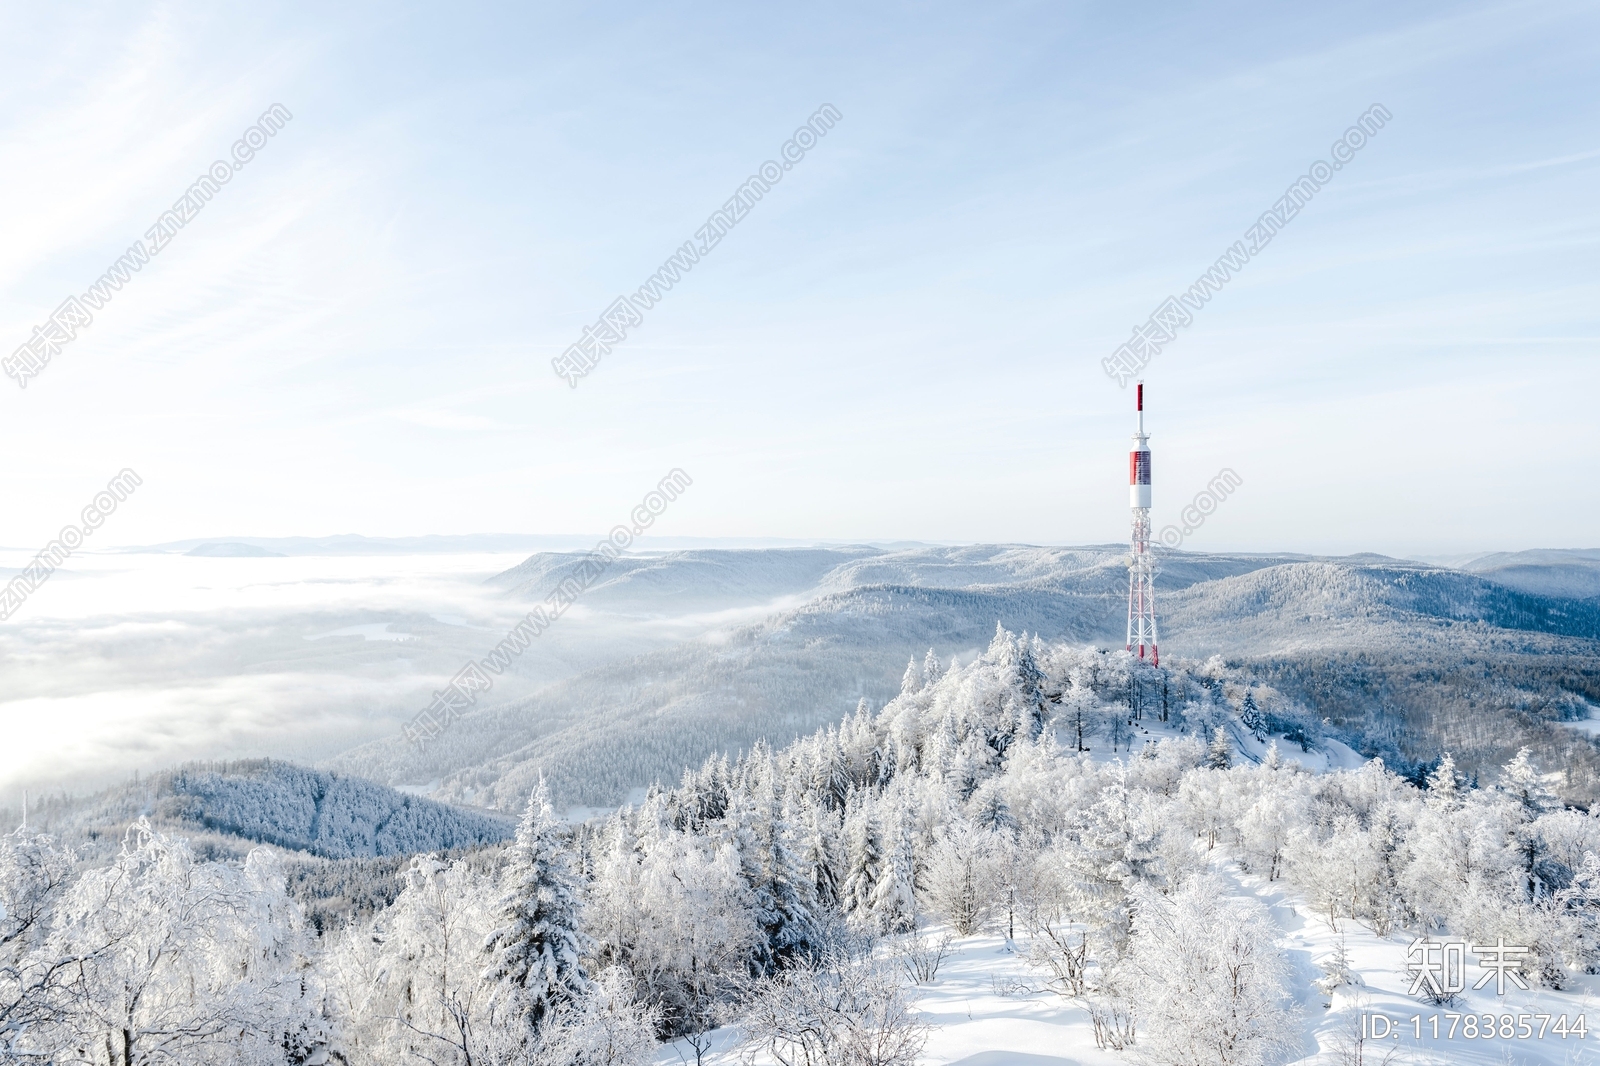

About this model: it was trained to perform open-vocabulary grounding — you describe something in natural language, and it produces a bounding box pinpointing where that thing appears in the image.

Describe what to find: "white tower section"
[1127,381,1159,665]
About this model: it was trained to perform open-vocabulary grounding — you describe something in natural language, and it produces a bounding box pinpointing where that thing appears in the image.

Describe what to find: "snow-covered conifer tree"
[969,780,1017,837]
[1206,727,1233,770]
[1498,747,1557,820]
[483,779,593,1030]
[840,802,884,928]
[900,657,924,697]
[1424,752,1461,810]
[725,780,816,965]
[810,729,851,812]
[1239,691,1266,741]
[796,799,844,909]
[869,801,917,935]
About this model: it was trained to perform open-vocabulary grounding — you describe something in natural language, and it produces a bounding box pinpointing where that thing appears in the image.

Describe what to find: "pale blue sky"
[1,0,1596,555]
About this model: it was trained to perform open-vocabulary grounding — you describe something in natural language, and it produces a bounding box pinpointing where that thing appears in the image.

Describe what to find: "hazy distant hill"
[1462,548,1600,601]
[324,544,1600,811]
[1164,560,1600,654]
[489,546,878,611]
[184,541,286,557]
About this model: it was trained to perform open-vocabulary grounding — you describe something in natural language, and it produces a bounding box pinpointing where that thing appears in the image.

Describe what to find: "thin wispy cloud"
[0,1,1595,547]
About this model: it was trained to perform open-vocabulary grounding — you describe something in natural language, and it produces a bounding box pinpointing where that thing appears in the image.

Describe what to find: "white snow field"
[665,858,1600,1066]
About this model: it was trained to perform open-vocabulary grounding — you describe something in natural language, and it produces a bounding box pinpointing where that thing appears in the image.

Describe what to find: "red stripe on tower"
[1126,380,1158,666]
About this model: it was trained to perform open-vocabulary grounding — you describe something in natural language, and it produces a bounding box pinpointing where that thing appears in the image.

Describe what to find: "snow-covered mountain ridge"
[327,545,1600,810]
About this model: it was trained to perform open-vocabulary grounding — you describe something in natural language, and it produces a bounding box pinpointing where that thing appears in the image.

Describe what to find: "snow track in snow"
[664,857,1600,1065]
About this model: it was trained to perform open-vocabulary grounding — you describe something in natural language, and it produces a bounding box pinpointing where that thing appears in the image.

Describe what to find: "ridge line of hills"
[322,544,1600,813]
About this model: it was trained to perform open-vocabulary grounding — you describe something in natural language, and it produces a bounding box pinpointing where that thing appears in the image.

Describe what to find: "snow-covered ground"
[1242,858,1600,1066]
[1100,718,1367,775]
[663,858,1600,1066]
[1560,702,1600,739]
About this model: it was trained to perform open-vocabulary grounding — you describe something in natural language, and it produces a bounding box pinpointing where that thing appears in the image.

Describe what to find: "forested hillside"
[328,545,1600,812]
[10,760,513,861]
[8,626,1600,1064]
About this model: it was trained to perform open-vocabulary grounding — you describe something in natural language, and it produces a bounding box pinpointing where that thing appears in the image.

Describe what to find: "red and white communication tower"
[1127,381,1159,665]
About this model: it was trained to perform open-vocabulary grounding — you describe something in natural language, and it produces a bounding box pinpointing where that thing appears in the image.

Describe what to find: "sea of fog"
[0,548,781,802]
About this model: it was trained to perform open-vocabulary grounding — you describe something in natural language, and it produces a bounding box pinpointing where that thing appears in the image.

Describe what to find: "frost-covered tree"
[1424,752,1462,810]
[795,799,844,911]
[37,822,320,1066]
[1059,668,1101,754]
[1206,727,1233,770]
[1498,747,1558,820]
[348,854,502,1065]
[922,821,994,936]
[590,824,757,1039]
[1237,775,1303,881]
[868,801,917,936]
[840,803,884,929]
[969,780,1016,837]
[1239,692,1266,741]
[530,967,657,1066]
[1061,769,1164,958]
[483,780,593,1032]
[739,954,927,1066]
[725,781,816,965]
[1129,876,1299,1066]
[899,657,923,697]
[0,830,75,1055]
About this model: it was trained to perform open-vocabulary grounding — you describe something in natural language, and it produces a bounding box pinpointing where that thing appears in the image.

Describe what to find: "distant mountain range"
[17,543,1600,860]
[326,544,1600,812]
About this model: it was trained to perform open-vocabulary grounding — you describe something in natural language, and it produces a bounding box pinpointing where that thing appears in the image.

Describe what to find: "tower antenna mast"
[1127,381,1159,665]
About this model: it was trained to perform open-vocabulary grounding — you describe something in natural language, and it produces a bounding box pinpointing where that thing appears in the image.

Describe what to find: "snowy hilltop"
[6,625,1600,1064]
